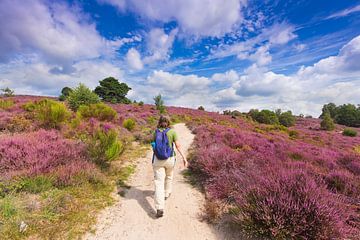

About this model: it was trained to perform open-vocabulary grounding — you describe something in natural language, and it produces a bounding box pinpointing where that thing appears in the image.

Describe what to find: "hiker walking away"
[151,115,188,218]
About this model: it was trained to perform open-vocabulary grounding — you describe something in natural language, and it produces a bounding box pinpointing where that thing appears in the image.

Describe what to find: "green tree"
[154,94,166,114]
[320,103,338,119]
[279,111,296,127]
[94,77,131,104]
[198,106,205,111]
[250,109,279,125]
[335,104,360,127]
[320,112,335,131]
[59,86,73,101]
[1,87,14,97]
[67,83,100,111]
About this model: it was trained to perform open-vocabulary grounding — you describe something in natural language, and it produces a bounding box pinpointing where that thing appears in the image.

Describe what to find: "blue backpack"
[154,128,173,160]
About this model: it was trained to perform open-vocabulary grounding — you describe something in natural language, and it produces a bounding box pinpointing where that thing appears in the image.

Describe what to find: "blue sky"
[0,0,360,116]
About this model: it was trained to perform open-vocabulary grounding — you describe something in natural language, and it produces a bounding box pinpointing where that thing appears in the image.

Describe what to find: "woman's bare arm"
[174,141,188,168]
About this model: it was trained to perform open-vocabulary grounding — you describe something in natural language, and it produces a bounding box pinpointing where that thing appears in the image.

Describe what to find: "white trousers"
[152,155,175,210]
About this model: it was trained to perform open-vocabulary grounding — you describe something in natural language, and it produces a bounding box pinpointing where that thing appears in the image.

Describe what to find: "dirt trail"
[84,123,236,240]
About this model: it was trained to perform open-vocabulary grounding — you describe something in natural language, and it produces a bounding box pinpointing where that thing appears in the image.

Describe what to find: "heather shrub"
[6,115,32,132]
[77,103,117,121]
[342,128,357,137]
[123,118,136,131]
[67,83,100,111]
[235,170,350,239]
[87,126,124,165]
[325,170,356,196]
[0,130,90,182]
[320,112,335,131]
[0,100,14,110]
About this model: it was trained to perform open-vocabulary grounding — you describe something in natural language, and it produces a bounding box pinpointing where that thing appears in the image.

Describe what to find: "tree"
[1,87,14,97]
[67,83,100,111]
[320,112,335,131]
[153,94,166,114]
[320,103,337,119]
[59,86,73,101]
[335,104,360,127]
[279,111,296,127]
[250,109,279,125]
[94,77,131,104]
[198,106,205,111]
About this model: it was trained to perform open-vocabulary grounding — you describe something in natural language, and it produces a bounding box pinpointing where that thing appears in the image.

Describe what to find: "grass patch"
[0,100,14,110]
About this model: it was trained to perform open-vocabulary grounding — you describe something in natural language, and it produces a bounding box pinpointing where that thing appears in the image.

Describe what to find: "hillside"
[1,96,360,239]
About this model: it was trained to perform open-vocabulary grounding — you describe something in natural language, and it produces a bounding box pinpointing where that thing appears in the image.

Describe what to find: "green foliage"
[288,130,299,139]
[77,103,117,121]
[138,101,144,106]
[67,83,100,111]
[0,99,14,110]
[320,103,360,127]
[87,128,124,165]
[320,103,337,119]
[26,99,70,129]
[0,87,14,97]
[198,106,205,111]
[154,94,166,114]
[279,111,296,127]
[19,176,55,193]
[249,109,279,125]
[342,128,357,137]
[59,86,73,101]
[94,77,131,104]
[123,118,136,131]
[320,112,335,131]
[0,196,17,219]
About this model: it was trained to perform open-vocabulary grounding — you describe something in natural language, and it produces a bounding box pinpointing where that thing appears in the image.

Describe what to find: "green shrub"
[123,118,136,131]
[249,109,279,125]
[25,99,70,129]
[342,128,357,137]
[279,111,296,127]
[138,101,144,106]
[87,127,124,165]
[0,87,14,97]
[77,103,117,121]
[288,130,299,139]
[0,100,14,110]
[320,112,335,131]
[67,83,100,111]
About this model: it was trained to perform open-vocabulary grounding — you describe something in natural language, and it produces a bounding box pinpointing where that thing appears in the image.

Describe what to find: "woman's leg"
[164,157,175,198]
[153,165,166,210]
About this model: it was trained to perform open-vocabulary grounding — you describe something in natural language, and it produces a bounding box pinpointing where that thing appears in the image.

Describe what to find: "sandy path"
[84,123,235,240]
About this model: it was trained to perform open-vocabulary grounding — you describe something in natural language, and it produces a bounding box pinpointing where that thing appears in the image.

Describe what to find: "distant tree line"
[248,109,296,127]
[320,103,360,127]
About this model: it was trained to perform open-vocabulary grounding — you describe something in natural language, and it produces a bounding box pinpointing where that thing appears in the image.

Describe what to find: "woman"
[152,115,188,218]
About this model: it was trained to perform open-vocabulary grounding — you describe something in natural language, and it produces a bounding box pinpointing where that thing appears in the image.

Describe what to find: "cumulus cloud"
[126,48,143,70]
[147,70,210,93]
[99,0,247,37]
[0,0,128,74]
[0,60,124,96]
[143,28,178,64]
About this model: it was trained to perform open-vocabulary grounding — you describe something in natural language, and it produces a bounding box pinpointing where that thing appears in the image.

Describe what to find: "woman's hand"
[183,157,188,168]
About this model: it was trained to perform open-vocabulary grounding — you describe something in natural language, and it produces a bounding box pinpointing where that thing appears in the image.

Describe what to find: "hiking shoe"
[165,193,171,200]
[156,210,164,218]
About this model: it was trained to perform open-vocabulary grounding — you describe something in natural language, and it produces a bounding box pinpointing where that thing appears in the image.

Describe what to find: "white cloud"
[147,70,210,93]
[143,28,178,64]
[126,48,143,70]
[326,4,360,19]
[0,0,129,75]
[0,60,124,96]
[99,0,247,37]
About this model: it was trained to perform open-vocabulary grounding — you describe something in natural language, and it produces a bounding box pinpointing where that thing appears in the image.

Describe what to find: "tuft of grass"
[0,100,14,110]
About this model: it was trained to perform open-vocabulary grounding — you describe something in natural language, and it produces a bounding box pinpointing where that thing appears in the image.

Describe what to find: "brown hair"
[157,115,171,129]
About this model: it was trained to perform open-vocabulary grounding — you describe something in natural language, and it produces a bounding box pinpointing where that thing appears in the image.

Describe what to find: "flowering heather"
[0,130,94,185]
[186,113,360,238]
